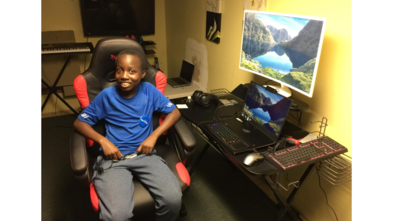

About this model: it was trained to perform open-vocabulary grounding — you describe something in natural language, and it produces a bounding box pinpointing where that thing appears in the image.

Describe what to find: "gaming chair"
[70,37,195,219]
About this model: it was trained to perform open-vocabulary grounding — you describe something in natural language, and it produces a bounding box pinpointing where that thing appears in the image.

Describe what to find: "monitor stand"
[265,84,292,98]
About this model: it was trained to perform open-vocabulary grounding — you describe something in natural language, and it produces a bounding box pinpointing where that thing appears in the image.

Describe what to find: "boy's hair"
[115,49,149,72]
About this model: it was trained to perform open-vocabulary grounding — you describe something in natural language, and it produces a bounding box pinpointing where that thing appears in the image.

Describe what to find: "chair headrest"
[89,37,153,81]
[75,37,163,108]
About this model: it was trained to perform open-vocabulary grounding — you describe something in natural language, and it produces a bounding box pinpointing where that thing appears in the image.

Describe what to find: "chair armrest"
[70,131,88,176]
[173,119,196,152]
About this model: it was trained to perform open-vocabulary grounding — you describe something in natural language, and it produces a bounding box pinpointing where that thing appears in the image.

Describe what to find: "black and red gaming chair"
[70,37,195,219]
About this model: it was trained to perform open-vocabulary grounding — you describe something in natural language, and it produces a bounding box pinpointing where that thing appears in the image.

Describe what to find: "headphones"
[192,90,218,107]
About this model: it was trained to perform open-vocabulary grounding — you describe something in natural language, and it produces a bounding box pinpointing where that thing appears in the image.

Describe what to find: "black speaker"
[191,90,218,107]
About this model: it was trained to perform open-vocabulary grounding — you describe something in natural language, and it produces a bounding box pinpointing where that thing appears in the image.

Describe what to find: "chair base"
[180,203,187,217]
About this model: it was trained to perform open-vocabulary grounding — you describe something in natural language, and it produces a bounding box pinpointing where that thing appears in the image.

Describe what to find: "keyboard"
[206,122,250,150]
[42,42,94,55]
[172,78,186,84]
[264,136,347,171]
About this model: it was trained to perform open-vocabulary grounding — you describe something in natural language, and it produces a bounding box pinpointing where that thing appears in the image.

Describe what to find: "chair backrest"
[73,37,168,154]
[74,37,166,109]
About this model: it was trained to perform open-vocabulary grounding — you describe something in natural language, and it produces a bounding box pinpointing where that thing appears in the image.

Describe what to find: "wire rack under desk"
[316,154,352,185]
[210,88,230,97]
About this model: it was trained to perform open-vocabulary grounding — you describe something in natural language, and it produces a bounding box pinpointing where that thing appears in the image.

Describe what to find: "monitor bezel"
[239,10,327,98]
[79,0,155,37]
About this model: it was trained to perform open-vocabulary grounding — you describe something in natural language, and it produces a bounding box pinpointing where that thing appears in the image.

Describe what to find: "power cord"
[264,80,273,86]
[272,138,286,154]
[316,165,339,221]
[54,96,58,117]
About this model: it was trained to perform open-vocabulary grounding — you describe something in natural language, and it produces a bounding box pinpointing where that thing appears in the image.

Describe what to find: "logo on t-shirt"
[166,102,173,107]
[139,115,150,127]
[81,113,89,119]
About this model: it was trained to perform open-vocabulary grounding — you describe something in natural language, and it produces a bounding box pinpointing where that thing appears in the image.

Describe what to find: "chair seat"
[90,143,190,216]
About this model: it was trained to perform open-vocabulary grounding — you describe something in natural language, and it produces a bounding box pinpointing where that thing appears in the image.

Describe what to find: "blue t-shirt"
[77,82,176,155]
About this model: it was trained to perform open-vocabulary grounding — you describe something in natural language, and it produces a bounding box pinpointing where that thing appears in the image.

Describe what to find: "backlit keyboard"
[206,122,250,150]
[264,136,347,171]
[173,78,186,84]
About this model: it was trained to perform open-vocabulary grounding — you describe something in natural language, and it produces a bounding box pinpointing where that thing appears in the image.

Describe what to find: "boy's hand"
[137,135,157,154]
[100,138,123,160]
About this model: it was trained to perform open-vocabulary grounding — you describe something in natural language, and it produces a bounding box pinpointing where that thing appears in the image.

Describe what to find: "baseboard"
[42,109,79,118]
[299,214,309,221]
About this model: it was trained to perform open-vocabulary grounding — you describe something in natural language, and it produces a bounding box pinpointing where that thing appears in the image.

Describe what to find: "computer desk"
[164,82,204,100]
[174,90,315,221]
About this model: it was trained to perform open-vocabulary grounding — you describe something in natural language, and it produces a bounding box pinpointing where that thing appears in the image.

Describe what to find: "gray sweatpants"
[92,151,182,221]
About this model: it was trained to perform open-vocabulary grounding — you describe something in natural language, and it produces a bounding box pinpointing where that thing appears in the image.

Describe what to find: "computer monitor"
[241,81,292,137]
[79,0,155,37]
[180,60,195,82]
[239,10,326,98]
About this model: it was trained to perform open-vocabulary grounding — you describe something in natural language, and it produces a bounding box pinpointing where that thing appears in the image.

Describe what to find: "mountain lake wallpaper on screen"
[243,82,292,136]
[240,12,324,95]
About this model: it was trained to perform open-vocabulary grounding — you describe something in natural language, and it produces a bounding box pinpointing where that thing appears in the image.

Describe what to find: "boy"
[73,48,182,221]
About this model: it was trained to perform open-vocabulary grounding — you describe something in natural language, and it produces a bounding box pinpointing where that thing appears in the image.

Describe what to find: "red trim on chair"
[156,71,168,135]
[74,75,90,109]
[155,71,167,95]
[87,139,94,147]
[176,163,190,186]
[90,183,99,212]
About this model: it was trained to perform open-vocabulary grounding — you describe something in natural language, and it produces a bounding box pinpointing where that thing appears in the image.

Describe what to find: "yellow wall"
[41,0,168,116]
[165,0,351,220]
[42,0,352,220]
[266,1,352,220]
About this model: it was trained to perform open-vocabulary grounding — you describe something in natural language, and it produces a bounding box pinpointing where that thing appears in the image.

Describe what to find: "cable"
[42,67,52,86]
[264,80,273,86]
[316,166,339,221]
[288,112,300,122]
[54,95,58,116]
[285,173,291,183]
[270,138,286,155]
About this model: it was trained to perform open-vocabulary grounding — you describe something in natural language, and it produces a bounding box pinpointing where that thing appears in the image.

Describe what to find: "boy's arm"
[74,119,123,160]
[137,108,181,154]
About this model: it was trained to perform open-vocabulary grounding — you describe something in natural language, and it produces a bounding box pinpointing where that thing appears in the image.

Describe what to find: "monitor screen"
[180,60,195,82]
[239,10,326,98]
[241,81,292,137]
[80,0,155,37]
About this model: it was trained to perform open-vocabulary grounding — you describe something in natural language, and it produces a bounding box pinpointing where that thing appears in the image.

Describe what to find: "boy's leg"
[92,156,135,221]
[130,153,182,221]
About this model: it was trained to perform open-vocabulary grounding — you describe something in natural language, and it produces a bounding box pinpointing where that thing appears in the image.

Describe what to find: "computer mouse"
[243,153,264,166]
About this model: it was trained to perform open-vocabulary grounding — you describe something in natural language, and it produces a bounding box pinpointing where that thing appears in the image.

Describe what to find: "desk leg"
[267,163,315,221]
[265,175,300,221]
[285,163,315,207]
[188,143,210,176]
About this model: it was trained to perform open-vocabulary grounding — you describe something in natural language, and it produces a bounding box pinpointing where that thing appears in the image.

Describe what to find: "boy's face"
[115,54,146,96]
